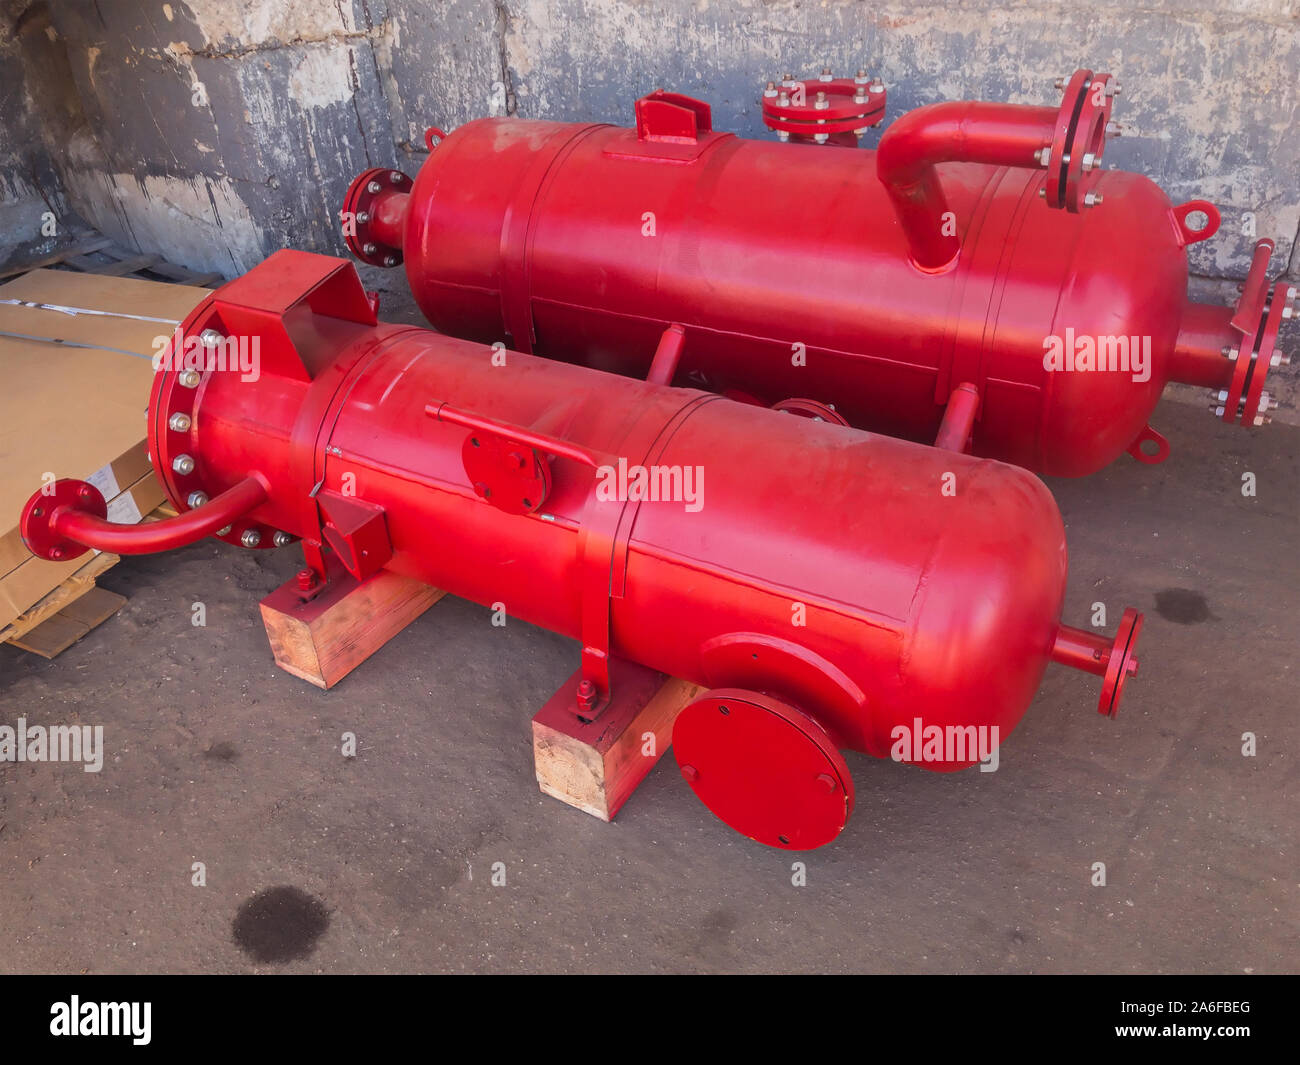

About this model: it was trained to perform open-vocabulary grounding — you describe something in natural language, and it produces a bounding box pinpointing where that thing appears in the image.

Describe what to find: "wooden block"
[145,261,222,287]
[533,662,705,822]
[9,613,89,658]
[8,587,126,658]
[92,254,163,278]
[0,236,112,281]
[259,563,445,689]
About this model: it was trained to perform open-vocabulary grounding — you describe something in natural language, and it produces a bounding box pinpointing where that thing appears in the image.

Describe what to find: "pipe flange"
[761,73,887,144]
[342,166,412,267]
[1098,607,1143,718]
[148,307,278,551]
[673,688,855,849]
[1238,281,1288,426]
[1044,69,1114,213]
[21,479,107,561]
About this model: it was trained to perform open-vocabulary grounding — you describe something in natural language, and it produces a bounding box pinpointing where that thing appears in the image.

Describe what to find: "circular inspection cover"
[672,689,854,850]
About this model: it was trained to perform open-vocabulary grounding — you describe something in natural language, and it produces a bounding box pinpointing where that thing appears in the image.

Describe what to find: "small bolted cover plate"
[672,688,854,850]
[462,432,550,516]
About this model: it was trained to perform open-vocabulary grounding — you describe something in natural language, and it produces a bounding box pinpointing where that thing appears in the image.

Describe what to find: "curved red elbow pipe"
[21,474,269,562]
[877,101,1058,272]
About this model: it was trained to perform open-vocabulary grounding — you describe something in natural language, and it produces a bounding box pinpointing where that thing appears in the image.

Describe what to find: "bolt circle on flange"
[148,304,277,551]
[20,479,107,562]
[672,688,855,849]
[343,166,413,267]
[1043,69,1115,213]
[1238,281,1289,427]
[761,72,887,144]
[461,433,551,515]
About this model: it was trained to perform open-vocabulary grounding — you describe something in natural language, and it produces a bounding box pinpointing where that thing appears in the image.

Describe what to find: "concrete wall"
[2,0,1297,286]
[0,2,73,264]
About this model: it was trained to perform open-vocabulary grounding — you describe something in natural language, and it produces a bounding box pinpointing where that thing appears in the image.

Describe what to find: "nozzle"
[21,475,269,561]
[342,167,412,268]
[1051,606,1143,718]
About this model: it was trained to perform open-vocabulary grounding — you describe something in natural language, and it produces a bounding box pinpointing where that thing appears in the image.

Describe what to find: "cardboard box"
[0,269,206,632]
[0,471,167,632]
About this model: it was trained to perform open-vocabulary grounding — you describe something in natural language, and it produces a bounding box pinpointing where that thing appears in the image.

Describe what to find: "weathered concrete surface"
[0,2,74,265]
[0,393,1294,974]
[503,0,1300,284]
[11,1,404,275]
[1,1,1294,406]
[5,1,1296,279]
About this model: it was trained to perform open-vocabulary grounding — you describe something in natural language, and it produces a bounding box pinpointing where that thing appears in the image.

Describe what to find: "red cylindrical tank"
[20,251,1142,848]
[342,73,1291,477]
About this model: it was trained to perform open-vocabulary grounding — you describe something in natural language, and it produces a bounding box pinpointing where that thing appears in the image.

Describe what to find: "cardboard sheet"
[0,269,207,630]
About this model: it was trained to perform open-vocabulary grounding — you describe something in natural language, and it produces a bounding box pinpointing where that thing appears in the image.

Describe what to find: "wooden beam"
[146,261,223,287]
[259,562,445,689]
[0,237,112,281]
[8,586,126,658]
[67,253,162,277]
[533,662,704,821]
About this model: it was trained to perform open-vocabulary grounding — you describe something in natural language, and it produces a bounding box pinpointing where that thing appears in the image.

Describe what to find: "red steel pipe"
[1052,624,1119,675]
[647,323,687,387]
[876,101,1058,271]
[368,188,409,252]
[1171,300,1238,388]
[934,382,981,452]
[1230,238,1276,333]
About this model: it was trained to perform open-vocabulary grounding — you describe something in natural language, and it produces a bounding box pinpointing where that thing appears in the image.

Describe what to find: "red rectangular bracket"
[316,489,392,581]
[209,250,378,382]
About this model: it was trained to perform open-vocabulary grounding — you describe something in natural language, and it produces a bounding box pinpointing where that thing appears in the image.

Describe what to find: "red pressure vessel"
[20,251,1142,849]
[343,72,1292,477]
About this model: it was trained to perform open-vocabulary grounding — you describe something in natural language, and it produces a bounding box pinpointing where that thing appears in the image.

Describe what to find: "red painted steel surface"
[20,251,1144,847]
[343,77,1290,477]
